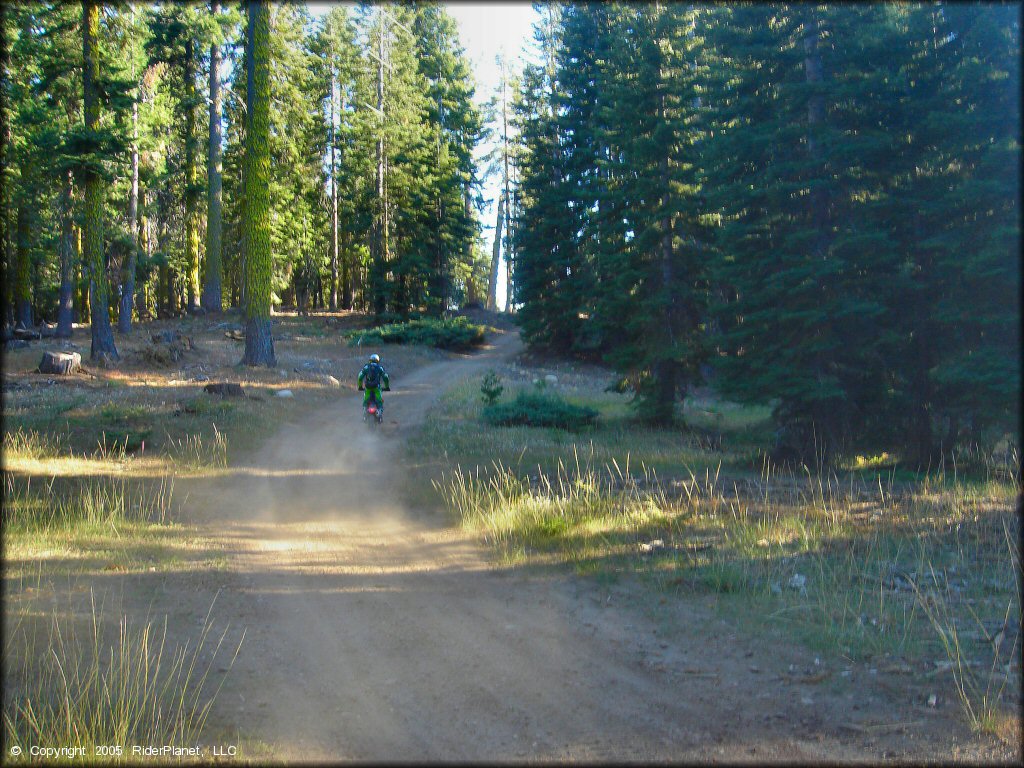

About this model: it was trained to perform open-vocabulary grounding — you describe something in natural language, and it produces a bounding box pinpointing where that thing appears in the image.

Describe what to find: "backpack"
[363,363,382,389]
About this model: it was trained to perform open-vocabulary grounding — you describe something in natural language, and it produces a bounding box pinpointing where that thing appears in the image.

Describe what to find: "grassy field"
[408,370,1021,736]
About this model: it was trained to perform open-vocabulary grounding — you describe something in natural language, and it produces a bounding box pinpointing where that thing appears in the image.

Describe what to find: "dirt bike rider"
[358,353,390,416]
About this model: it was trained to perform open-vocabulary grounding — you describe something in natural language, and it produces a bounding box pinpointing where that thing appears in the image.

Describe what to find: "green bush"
[348,317,488,351]
[482,391,598,430]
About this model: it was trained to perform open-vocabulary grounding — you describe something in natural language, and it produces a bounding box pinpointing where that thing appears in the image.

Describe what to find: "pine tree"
[512,3,577,349]
[241,0,275,366]
[311,6,360,311]
[82,0,117,360]
[201,0,234,313]
[412,3,480,317]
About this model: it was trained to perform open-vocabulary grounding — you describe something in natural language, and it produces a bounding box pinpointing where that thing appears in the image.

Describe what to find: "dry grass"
[3,591,243,763]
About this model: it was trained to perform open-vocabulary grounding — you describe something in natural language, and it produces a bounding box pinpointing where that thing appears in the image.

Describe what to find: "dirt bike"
[361,386,389,428]
[363,400,383,427]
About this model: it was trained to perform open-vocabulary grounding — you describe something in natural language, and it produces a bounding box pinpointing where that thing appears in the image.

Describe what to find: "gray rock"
[544,374,558,386]
[276,389,294,398]
[204,382,245,398]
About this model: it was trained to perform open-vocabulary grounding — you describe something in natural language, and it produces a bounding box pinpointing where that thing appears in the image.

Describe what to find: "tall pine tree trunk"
[56,170,75,336]
[202,0,223,313]
[75,226,89,323]
[329,70,339,311]
[118,45,139,334]
[83,0,117,360]
[487,193,504,311]
[0,0,11,330]
[371,16,387,318]
[184,39,201,312]
[14,160,33,328]
[242,0,275,366]
[501,68,513,313]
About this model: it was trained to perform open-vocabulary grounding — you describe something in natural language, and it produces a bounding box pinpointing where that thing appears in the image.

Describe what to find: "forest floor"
[2,312,1020,763]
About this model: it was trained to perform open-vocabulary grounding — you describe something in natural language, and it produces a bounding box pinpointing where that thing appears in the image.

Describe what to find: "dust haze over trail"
[169,330,977,763]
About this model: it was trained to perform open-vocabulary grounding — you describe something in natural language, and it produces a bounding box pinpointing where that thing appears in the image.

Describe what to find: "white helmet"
[369,353,380,363]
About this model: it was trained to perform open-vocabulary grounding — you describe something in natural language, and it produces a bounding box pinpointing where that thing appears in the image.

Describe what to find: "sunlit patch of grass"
[4,472,174,534]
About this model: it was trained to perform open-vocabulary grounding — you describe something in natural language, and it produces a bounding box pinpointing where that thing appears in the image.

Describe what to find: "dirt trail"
[160,330,1003,763]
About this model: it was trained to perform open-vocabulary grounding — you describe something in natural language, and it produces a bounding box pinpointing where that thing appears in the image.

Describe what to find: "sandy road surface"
[161,330,1009,763]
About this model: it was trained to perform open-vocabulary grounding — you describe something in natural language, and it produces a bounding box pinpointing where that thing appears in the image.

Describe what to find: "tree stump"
[38,351,82,375]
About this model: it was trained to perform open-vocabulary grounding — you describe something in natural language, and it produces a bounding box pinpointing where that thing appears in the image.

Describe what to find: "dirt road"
[156,329,1008,762]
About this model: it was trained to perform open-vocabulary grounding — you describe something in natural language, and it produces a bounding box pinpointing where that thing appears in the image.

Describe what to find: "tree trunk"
[501,62,513,313]
[14,164,32,328]
[74,226,89,323]
[0,0,11,330]
[118,37,139,334]
[83,0,117,360]
[242,0,275,366]
[56,170,75,336]
[202,0,223,313]
[371,14,387,318]
[137,193,150,318]
[487,193,504,311]
[462,187,475,304]
[184,38,201,312]
[329,69,339,311]
[239,2,254,317]
[341,230,352,310]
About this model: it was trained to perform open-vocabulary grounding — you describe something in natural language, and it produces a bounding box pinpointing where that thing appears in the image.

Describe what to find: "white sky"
[306,2,538,308]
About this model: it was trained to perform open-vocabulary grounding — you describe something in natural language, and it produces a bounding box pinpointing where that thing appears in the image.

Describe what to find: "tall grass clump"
[4,473,174,534]
[436,454,680,564]
[3,428,67,461]
[3,592,243,759]
[910,517,1021,733]
[165,426,228,470]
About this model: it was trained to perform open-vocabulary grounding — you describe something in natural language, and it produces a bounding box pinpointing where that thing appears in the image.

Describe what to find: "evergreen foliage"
[511,3,1019,463]
[4,2,1018,465]
[482,391,598,431]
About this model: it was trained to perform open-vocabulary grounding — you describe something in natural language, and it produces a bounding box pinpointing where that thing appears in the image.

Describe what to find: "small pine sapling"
[480,370,504,406]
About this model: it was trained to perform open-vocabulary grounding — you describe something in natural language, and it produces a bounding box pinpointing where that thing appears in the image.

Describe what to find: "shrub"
[348,317,488,351]
[480,371,504,406]
[482,391,598,430]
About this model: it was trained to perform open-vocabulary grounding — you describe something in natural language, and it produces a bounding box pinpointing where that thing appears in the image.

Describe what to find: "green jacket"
[358,362,390,391]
